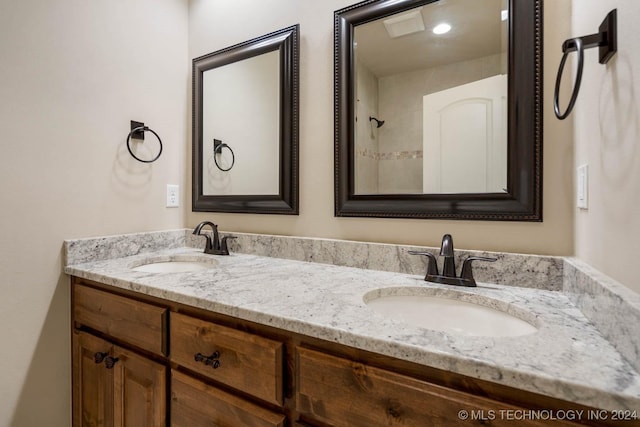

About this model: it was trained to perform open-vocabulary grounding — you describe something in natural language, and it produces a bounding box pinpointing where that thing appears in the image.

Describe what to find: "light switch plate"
[577,164,588,209]
[166,184,179,208]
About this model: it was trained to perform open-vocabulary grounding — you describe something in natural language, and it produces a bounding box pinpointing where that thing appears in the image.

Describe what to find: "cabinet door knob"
[94,352,108,364]
[104,356,119,369]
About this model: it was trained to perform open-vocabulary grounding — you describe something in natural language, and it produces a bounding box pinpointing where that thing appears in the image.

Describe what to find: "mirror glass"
[354,0,508,194]
[202,50,280,195]
[192,26,299,214]
[335,0,542,220]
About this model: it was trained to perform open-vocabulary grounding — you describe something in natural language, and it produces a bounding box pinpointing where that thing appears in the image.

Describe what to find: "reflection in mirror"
[192,25,299,214]
[335,0,542,220]
[203,50,280,195]
[354,0,508,194]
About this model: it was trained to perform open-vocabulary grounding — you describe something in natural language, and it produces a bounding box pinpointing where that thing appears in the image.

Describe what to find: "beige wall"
[188,0,574,257]
[0,0,188,425]
[571,0,640,293]
[7,1,639,425]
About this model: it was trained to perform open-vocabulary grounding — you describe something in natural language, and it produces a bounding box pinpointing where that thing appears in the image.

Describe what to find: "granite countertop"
[64,246,640,411]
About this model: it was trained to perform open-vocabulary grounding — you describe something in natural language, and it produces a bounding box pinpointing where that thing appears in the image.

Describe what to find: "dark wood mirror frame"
[335,0,542,221]
[192,25,299,214]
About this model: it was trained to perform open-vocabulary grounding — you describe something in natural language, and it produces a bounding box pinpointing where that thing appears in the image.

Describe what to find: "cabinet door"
[73,332,114,427]
[171,370,285,427]
[113,346,166,427]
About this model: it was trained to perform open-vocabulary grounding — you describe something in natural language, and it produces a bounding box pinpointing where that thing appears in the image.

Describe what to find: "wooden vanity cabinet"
[72,278,286,427]
[71,277,623,427]
[72,283,168,427]
[72,331,166,426]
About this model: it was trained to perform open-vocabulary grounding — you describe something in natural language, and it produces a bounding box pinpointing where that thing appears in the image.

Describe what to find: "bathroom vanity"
[65,231,640,426]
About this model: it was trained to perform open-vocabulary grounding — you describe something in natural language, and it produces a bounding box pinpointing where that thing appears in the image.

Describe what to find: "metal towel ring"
[554,37,584,120]
[214,141,235,172]
[126,126,163,163]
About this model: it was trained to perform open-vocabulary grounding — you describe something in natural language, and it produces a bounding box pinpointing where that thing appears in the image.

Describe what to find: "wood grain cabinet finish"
[296,347,582,427]
[113,347,166,427]
[171,370,286,427]
[72,279,617,427]
[73,332,114,427]
[170,312,284,406]
[72,331,166,427]
[74,284,167,355]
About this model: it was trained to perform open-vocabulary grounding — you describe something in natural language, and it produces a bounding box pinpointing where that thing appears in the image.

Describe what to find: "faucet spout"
[409,233,497,287]
[440,234,456,277]
[193,221,220,252]
[193,221,234,255]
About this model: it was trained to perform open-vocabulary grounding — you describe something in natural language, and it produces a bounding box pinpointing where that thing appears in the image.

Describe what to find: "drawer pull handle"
[194,351,221,369]
[104,356,119,369]
[94,352,108,364]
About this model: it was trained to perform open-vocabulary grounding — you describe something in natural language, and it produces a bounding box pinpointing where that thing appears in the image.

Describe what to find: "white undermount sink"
[364,289,538,337]
[130,256,219,273]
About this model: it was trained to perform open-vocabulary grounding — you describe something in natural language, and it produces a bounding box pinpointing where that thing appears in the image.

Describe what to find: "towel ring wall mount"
[554,9,617,120]
[126,120,163,163]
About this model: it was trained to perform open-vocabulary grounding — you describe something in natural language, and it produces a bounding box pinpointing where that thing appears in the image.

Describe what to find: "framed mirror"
[335,0,542,220]
[193,25,299,214]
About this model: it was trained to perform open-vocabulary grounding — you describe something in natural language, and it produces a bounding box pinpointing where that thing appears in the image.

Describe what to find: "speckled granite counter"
[63,238,640,412]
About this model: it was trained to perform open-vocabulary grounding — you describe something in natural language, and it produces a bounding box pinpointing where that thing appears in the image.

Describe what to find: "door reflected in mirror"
[353,0,508,195]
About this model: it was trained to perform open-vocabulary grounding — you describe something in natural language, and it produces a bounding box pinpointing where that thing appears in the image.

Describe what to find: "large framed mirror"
[193,25,299,214]
[335,0,542,220]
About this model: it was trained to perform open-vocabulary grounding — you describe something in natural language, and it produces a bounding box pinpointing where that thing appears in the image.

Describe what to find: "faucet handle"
[220,236,237,255]
[408,251,439,278]
[460,256,497,287]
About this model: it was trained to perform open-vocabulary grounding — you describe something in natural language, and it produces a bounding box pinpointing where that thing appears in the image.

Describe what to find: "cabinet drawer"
[170,312,283,406]
[74,284,167,355]
[171,370,285,427]
[297,347,579,427]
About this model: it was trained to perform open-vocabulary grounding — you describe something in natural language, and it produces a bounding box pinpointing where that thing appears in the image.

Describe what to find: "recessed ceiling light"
[501,9,509,21]
[432,23,451,35]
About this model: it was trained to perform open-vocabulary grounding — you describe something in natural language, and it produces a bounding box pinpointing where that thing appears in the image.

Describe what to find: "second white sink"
[364,288,538,337]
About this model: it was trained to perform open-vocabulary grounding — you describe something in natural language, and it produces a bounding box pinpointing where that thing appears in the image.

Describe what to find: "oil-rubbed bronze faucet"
[409,234,496,287]
[192,221,236,255]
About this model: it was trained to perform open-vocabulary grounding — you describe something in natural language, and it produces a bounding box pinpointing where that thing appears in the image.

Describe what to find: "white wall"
[0,0,188,425]
[571,0,640,293]
[188,0,574,258]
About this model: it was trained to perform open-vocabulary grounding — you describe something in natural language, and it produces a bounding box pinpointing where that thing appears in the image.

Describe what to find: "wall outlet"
[577,165,588,209]
[166,184,179,208]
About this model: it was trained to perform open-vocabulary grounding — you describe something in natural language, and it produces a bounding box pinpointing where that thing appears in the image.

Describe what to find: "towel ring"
[126,126,163,163]
[554,37,584,120]
[554,9,617,120]
[213,140,235,172]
